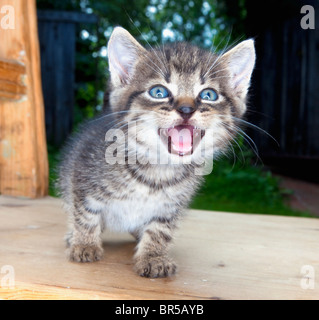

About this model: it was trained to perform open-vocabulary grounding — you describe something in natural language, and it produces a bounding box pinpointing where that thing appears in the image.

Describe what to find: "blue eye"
[200,89,218,101]
[149,86,169,99]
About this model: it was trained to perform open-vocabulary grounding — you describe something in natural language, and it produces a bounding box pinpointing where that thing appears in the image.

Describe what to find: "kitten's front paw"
[134,255,177,278]
[68,244,103,263]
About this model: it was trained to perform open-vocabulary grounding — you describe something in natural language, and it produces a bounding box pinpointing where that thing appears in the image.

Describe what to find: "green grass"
[48,144,61,197]
[48,144,313,218]
[190,153,312,217]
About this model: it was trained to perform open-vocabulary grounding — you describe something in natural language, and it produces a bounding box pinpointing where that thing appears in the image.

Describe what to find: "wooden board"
[0,0,48,198]
[0,60,27,100]
[0,195,318,300]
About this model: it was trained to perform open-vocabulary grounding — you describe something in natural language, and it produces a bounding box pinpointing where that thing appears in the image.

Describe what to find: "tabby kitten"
[58,27,255,278]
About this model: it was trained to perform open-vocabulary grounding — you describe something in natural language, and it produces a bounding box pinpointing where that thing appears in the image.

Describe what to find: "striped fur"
[58,27,255,277]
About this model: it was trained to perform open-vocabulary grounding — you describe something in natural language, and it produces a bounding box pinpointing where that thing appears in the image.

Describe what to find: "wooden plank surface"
[0,59,27,100]
[0,195,318,300]
[0,0,48,198]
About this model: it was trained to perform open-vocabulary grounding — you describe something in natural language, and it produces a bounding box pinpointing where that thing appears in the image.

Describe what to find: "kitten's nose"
[177,105,195,119]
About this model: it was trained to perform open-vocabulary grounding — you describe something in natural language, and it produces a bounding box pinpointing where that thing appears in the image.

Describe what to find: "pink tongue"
[168,126,193,153]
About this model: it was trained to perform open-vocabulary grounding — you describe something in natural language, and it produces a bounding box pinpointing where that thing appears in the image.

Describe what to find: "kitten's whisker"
[112,118,159,153]
[126,16,169,77]
[204,35,247,80]
[203,29,233,78]
[209,67,231,77]
[151,38,170,76]
[230,123,259,153]
[235,128,263,165]
[208,75,233,81]
[159,29,170,72]
[217,114,262,164]
[145,29,169,76]
[204,35,246,80]
[125,12,171,81]
[90,109,149,124]
[112,116,157,133]
[102,110,155,127]
[224,135,238,170]
[230,116,279,146]
[113,118,156,131]
[97,113,154,133]
[215,114,278,147]
[141,53,167,78]
[203,32,228,77]
[142,37,169,76]
[223,125,246,166]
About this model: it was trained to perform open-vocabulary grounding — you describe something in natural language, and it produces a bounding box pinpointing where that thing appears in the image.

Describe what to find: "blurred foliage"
[47,146,59,197]
[191,150,311,217]
[188,136,311,217]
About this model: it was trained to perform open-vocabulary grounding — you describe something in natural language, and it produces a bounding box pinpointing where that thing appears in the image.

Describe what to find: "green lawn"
[48,144,313,218]
[48,144,61,198]
[190,154,312,217]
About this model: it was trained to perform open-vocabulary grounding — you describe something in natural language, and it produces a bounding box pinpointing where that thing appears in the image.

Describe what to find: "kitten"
[58,27,255,278]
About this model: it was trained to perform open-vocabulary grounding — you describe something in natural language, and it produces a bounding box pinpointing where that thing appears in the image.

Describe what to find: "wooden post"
[0,0,48,198]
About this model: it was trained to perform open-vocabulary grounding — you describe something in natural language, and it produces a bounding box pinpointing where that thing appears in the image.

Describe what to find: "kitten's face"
[107,27,255,165]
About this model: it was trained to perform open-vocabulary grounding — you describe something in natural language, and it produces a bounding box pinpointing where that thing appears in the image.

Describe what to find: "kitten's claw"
[134,255,177,278]
[68,244,103,263]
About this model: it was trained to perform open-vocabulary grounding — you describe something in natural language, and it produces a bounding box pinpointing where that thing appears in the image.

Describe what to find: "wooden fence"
[37,10,98,146]
[245,0,319,180]
[251,18,319,158]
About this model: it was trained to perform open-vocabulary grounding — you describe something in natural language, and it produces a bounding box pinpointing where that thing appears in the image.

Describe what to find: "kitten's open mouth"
[158,125,205,156]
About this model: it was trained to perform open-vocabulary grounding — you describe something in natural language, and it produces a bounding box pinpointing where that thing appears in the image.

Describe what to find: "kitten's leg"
[134,218,177,278]
[66,205,103,263]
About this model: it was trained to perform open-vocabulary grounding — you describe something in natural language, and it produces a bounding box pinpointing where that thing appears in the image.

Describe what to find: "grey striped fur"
[57,27,255,277]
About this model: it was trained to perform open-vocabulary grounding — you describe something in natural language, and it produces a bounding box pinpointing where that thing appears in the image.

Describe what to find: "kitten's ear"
[107,27,146,86]
[222,39,256,100]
